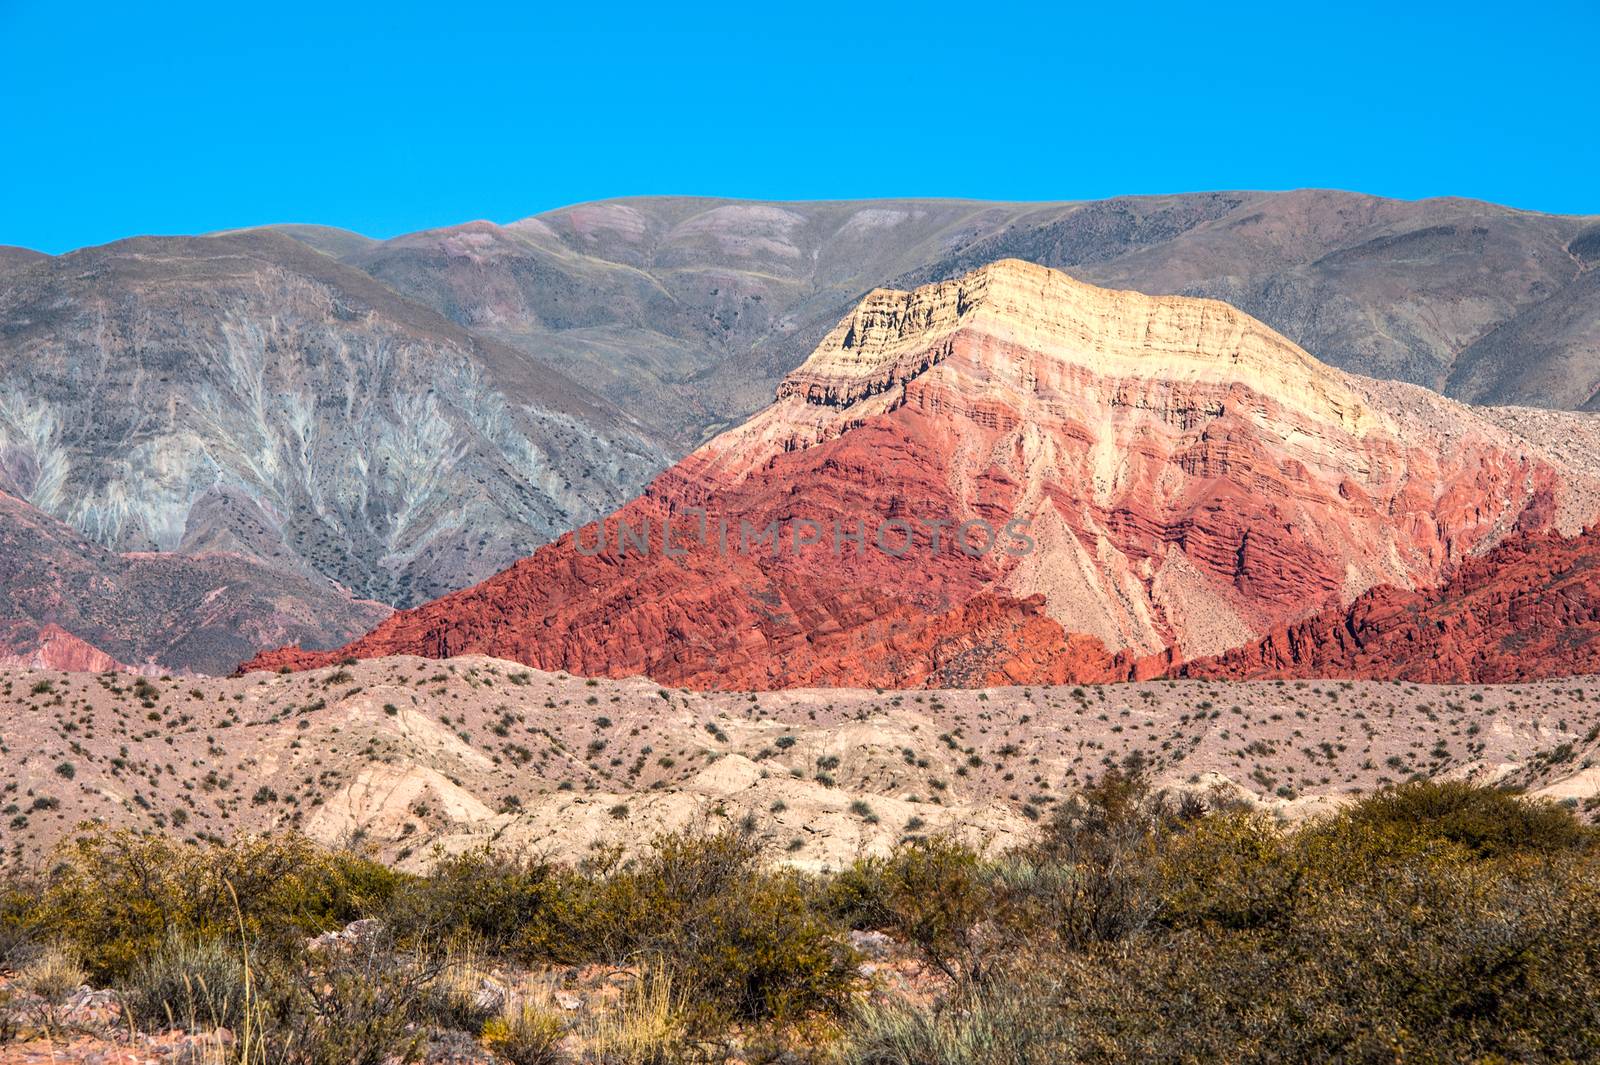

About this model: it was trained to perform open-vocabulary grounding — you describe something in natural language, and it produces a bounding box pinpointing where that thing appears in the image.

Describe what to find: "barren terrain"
[5,656,1599,873]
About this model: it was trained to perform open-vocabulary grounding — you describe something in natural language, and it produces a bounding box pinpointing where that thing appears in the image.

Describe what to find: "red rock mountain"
[0,624,151,675]
[1181,525,1600,683]
[243,261,1600,686]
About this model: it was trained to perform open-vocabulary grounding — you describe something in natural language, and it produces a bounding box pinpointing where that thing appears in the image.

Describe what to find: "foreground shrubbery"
[3,778,1599,1063]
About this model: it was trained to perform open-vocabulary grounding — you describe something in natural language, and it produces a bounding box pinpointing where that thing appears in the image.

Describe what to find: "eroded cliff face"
[242,261,1600,687]
[0,231,664,611]
[677,260,1599,660]
[0,624,151,675]
[1182,526,1600,683]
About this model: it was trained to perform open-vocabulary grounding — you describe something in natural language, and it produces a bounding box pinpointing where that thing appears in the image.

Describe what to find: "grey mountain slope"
[0,246,48,276]
[229,223,379,261]
[343,191,1598,450]
[1447,265,1600,410]
[0,229,664,610]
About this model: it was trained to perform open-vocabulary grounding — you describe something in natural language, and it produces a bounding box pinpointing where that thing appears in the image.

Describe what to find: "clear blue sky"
[2,0,1595,254]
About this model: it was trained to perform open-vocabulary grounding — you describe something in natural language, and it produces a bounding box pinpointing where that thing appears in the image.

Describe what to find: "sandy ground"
[3,656,1599,874]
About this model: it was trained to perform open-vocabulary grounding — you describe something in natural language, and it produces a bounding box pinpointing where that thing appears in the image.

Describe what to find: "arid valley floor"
[7,657,1600,874]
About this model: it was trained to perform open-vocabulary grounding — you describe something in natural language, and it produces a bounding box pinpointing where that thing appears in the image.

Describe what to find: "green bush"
[1333,778,1593,858]
[27,828,401,980]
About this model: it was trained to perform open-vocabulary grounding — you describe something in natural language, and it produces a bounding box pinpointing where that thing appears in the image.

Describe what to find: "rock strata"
[243,262,1600,686]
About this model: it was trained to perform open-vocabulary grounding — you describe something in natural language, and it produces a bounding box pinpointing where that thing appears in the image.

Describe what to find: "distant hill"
[347,191,1600,450]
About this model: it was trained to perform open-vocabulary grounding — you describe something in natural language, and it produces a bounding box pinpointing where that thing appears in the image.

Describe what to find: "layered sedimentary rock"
[1183,526,1600,683]
[243,261,1600,687]
[0,624,150,675]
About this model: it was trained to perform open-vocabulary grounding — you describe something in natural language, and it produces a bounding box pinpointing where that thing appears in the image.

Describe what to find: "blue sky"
[2,0,1595,254]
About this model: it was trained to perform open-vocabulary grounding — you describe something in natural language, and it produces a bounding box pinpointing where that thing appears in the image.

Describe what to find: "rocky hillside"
[245,261,1600,686]
[1185,524,1600,683]
[0,489,388,676]
[0,230,664,616]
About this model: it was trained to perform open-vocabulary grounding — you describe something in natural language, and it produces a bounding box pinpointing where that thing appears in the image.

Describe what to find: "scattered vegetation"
[3,778,1599,1062]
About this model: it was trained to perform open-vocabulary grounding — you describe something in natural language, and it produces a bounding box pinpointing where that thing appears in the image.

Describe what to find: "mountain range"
[4,191,1599,675]
[244,260,1600,685]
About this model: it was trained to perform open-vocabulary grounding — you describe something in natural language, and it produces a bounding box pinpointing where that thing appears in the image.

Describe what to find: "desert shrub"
[843,843,1600,1064]
[655,865,856,1028]
[29,828,402,980]
[834,836,993,982]
[1154,810,1302,932]
[842,982,1067,1065]
[391,832,667,960]
[482,999,565,1065]
[990,770,1214,950]
[960,782,1600,1063]
[13,774,1596,1061]
[411,950,503,1034]
[258,934,428,1065]
[1333,778,1592,858]
[0,880,41,968]
[389,846,570,957]
[15,943,86,1003]
[121,935,253,1032]
[396,826,856,1028]
[1032,768,1156,856]
[1041,853,1600,1063]
[576,963,687,1064]
[600,827,858,1028]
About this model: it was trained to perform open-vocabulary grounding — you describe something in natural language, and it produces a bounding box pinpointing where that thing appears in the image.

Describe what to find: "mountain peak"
[778,259,1377,436]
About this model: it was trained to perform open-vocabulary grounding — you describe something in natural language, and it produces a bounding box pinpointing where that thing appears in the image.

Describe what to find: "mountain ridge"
[242,260,1600,685]
[6,190,1600,675]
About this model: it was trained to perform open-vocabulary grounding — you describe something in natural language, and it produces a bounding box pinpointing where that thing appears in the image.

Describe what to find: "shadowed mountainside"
[0,489,389,675]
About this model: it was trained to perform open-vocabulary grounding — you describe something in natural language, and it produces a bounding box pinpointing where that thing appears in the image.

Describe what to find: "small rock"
[308,917,385,952]
[849,929,894,959]
[471,977,506,1014]
[59,986,123,1030]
